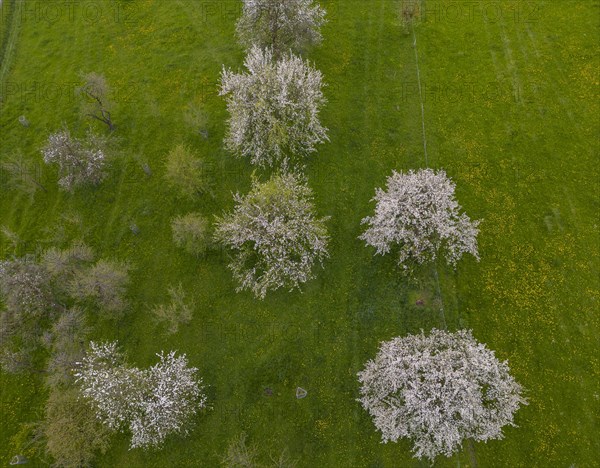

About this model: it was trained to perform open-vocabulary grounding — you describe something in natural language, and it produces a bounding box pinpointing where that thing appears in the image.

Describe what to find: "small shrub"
[152,283,194,335]
[164,144,212,199]
[172,213,212,256]
[221,433,258,468]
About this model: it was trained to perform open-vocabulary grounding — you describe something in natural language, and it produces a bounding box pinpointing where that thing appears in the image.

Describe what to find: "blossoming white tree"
[357,329,526,461]
[220,46,328,168]
[42,129,108,191]
[360,169,480,272]
[214,173,329,299]
[236,0,327,57]
[74,341,207,449]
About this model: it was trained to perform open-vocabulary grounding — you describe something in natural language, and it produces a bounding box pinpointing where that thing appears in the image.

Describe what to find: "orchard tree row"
[214,1,526,463]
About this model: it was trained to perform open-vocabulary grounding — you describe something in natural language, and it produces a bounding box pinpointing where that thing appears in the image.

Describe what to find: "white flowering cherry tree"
[236,0,327,57]
[214,172,329,299]
[360,168,480,272]
[357,329,527,461]
[42,129,107,191]
[220,46,328,168]
[74,341,207,450]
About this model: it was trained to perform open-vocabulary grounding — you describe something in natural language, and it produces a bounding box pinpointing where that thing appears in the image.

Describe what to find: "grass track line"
[409,19,451,335]
[410,21,428,166]
[0,0,22,97]
[410,12,476,466]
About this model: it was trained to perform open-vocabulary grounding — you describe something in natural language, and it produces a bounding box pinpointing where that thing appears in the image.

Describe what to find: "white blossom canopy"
[360,169,480,271]
[42,129,107,191]
[220,46,328,168]
[357,329,526,461]
[214,172,329,299]
[236,0,327,55]
[74,341,207,449]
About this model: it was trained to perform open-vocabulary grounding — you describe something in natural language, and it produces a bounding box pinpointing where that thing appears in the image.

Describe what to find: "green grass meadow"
[1,0,598,466]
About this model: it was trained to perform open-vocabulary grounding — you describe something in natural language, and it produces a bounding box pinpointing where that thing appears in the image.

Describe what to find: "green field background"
[0,0,598,466]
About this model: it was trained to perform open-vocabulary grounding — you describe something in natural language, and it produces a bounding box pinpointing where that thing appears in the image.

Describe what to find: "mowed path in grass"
[0,1,598,467]
[415,1,599,465]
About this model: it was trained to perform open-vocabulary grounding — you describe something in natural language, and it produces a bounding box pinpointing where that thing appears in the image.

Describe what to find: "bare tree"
[0,150,47,196]
[45,307,89,388]
[0,257,53,317]
[69,259,129,316]
[221,433,259,468]
[78,72,114,131]
[41,241,95,285]
[399,0,422,32]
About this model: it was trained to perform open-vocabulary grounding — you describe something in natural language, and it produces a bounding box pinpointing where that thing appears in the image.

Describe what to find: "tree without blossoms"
[0,243,131,365]
[0,150,47,198]
[41,241,95,288]
[399,0,422,33]
[68,259,130,316]
[152,283,194,335]
[236,0,327,58]
[164,144,213,200]
[0,258,53,372]
[171,212,213,257]
[78,72,115,131]
[360,169,480,273]
[221,432,298,468]
[214,172,329,299]
[44,307,90,388]
[220,46,328,168]
[41,128,109,191]
[0,245,97,374]
[221,432,259,468]
[0,257,53,318]
[357,329,527,461]
[41,387,112,467]
[74,341,207,450]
